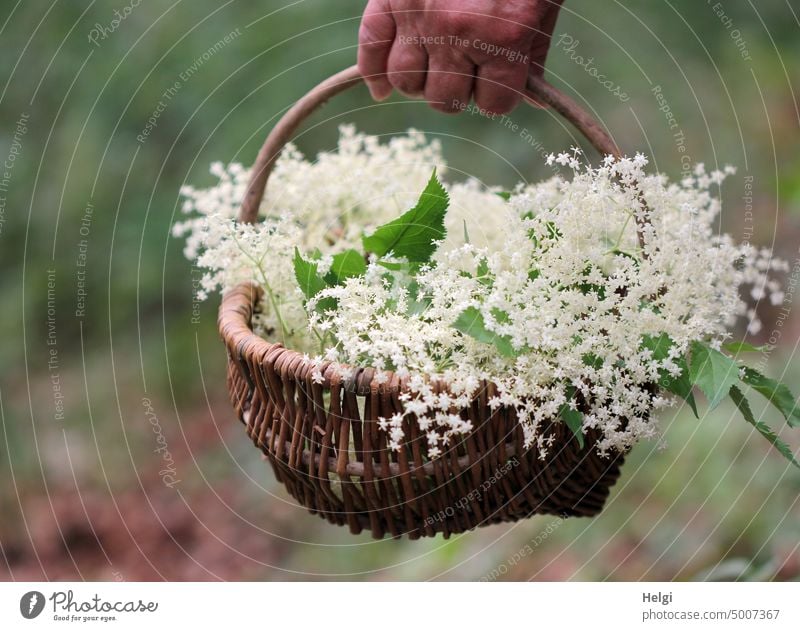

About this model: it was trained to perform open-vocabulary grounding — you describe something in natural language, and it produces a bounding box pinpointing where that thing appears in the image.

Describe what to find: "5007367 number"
[729,609,780,620]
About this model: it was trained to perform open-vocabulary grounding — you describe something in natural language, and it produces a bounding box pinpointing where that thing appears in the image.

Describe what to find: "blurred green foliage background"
[1,1,798,580]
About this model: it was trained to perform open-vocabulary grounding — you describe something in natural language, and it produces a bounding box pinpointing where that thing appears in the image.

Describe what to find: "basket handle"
[238,65,622,224]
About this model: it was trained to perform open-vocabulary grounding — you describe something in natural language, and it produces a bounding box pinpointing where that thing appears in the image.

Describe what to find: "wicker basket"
[219,65,628,539]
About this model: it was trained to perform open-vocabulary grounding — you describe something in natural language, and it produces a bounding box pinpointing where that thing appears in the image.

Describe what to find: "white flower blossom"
[176,128,785,459]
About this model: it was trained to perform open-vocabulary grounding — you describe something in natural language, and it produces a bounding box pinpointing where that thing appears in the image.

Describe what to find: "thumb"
[358,0,396,101]
[527,0,564,107]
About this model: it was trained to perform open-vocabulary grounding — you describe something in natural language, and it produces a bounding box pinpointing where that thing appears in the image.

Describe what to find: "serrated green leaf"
[362,170,448,263]
[741,367,800,428]
[293,248,336,314]
[642,334,698,417]
[723,341,764,354]
[452,307,517,358]
[689,341,740,410]
[730,385,800,470]
[294,248,326,299]
[324,249,366,284]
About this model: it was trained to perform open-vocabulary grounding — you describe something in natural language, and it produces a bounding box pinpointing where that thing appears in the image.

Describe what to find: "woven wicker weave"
[218,66,628,539]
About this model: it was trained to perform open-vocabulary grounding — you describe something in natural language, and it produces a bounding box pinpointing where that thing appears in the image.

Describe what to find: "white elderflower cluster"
[176,128,785,459]
[173,126,507,351]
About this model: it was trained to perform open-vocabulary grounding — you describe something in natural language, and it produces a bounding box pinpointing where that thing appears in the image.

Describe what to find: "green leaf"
[730,385,800,470]
[611,248,639,263]
[324,249,367,284]
[405,280,430,316]
[294,248,326,299]
[688,341,740,410]
[452,307,517,358]
[495,191,512,201]
[723,341,764,354]
[490,308,510,325]
[740,367,800,428]
[362,170,449,263]
[642,334,698,417]
[559,387,585,449]
[560,406,585,449]
[582,353,603,370]
[578,281,606,299]
[476,258,492,287]
[545,221,562,240]
[377,260,406,272]
[293,248,336,314]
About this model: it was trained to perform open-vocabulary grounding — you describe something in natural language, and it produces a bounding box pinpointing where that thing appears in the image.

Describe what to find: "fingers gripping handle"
[238,64,621,224]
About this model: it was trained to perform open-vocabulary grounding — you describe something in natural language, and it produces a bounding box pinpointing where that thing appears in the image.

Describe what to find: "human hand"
[358,0,564,114]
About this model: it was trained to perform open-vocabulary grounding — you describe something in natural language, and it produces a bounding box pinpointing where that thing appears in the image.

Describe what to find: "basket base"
[259,428,624,540]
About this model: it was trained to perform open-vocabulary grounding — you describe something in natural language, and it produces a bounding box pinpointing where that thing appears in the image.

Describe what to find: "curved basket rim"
[218,281,638,446]
[219,280,488,396]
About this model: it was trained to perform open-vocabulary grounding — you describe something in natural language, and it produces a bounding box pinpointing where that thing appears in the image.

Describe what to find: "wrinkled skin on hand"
[358,0,564,114]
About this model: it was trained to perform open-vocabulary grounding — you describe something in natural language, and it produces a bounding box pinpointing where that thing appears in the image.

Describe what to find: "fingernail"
[374,85,392,101]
